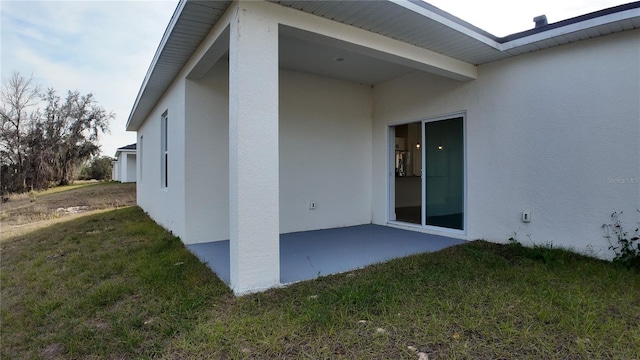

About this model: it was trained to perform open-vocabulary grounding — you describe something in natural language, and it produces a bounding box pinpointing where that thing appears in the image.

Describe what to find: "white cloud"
[1,0,176,157]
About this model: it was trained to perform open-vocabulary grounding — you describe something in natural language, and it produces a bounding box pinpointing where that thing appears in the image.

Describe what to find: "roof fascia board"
[258,0,477,81]
[395,0,502,50]
[115,148,136,156]
[500,7,640,51]
[126,0,186,131]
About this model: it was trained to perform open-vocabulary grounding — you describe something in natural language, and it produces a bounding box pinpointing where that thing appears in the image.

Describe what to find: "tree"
[0,72,40,192]
[0,73,113,193]
[40,89,112,185]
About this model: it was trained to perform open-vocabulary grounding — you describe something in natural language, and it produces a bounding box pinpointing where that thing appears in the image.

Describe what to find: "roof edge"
[126,0,186,131]
[114,144,137,158]
[406,0,501,41]
[401,0,501,48]
[497,1,640,43]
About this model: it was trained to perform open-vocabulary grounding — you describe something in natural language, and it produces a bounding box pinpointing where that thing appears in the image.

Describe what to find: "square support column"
[228,3,280,294]
[120,153,129,182]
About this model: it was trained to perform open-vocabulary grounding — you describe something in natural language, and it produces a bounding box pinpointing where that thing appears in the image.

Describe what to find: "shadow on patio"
[187,224,465,285]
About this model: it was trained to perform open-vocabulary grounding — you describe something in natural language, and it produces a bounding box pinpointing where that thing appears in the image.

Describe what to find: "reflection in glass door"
[424,117,464,230]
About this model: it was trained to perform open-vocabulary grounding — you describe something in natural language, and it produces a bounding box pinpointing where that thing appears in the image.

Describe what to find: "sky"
[0,0,631,158]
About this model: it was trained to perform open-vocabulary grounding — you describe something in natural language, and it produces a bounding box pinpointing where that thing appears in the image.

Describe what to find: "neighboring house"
[126,0,640,294]
[112,144,137,183]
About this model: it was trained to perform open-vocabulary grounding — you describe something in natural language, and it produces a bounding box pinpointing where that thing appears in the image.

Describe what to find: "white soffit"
[127,0,640,131]
[127,0,231,130]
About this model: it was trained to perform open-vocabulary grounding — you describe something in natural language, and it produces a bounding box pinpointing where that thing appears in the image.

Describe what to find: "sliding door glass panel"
[424,117,463,230]
[393,122,422,224]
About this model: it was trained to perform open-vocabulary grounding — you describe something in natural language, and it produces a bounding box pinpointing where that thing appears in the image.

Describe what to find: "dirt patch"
[40,343,67,359]
[1,182,136,239]
[56,206,90,214]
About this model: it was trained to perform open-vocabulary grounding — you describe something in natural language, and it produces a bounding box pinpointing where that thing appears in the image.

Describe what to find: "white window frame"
[138,135,143,183]
[161,111,168,189]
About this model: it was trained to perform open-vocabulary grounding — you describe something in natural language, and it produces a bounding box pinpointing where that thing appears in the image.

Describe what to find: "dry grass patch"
[1,182,135,239]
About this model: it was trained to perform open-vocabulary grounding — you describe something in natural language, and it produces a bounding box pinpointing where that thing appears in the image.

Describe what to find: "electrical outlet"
[309,201,317,210]
[522,211,531,223]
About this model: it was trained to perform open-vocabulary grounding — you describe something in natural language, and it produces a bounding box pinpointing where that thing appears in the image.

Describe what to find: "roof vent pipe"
[534,15,548,28]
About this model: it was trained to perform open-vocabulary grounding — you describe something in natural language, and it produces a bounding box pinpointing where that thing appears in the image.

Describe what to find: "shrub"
[78,156,113,181]
[603,211,640,269]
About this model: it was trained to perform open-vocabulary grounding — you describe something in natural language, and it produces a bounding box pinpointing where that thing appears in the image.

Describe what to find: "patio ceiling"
[279,27,418,85]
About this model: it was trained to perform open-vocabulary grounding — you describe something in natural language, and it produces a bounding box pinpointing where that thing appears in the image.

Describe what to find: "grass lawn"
[1,183,639,359]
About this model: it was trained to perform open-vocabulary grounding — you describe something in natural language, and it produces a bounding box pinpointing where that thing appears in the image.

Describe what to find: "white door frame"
[387,111,467,236]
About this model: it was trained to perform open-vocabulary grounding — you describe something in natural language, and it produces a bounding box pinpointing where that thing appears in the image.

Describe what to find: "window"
[139,135,143,183]
[161,111,168,188]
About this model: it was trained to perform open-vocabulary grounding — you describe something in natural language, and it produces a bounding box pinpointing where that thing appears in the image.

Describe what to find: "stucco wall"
[372,30,640,257]
[179,66,373,244]
[184,59,230,244]
[136,78,187,240]
[279,70,373,234]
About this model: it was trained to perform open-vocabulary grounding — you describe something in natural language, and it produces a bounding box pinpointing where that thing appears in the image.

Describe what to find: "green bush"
[603,211,640,269]
[78,156,113,181]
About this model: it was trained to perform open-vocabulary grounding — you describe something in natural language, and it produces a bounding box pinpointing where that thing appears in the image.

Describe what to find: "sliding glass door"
[423,117,464,230]
[391,115,464,231]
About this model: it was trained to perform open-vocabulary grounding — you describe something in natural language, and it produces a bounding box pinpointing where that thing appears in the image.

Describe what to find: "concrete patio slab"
[187,224,465,286]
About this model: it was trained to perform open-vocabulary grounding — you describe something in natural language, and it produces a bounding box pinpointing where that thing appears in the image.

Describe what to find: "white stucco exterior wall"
[279,70,373,234]
[372,29,640,258]
[178,60,377,293]
[136,77,187,240]
[180,65,374,245]
[184,59,230,244]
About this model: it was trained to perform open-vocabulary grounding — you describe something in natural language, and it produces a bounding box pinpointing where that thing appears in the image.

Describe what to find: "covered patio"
[187,224,465,285]
[146,0,478,294]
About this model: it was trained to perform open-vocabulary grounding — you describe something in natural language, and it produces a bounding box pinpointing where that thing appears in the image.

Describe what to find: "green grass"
[1,207,229,359]
[2,207,639,359]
